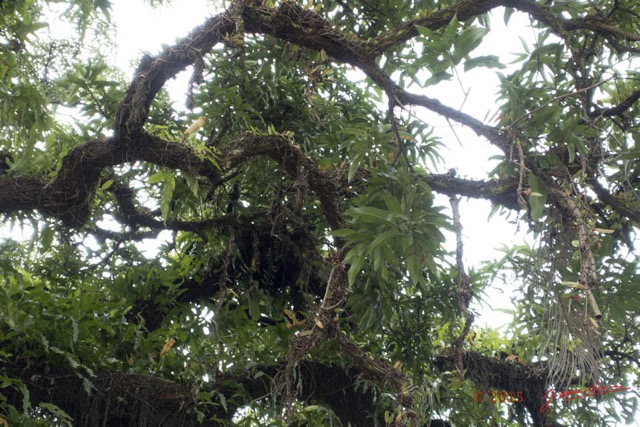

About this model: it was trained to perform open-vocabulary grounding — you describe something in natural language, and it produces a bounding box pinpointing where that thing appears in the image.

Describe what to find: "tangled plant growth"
[0,0,639,425]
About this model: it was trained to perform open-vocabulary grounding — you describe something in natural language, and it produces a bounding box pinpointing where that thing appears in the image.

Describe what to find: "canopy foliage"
[1,0,639,426]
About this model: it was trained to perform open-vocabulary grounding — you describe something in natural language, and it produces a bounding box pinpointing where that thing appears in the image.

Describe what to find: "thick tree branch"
[0,176,47,213]
[0,131,344,230]
[368,0,507,55]
[0,135,217,227]
[226,133,343,229]
[242,2,370,68]
[3,359,384,427]
[425,174,520,209]
[435,351,565,427]
[115,11,235,142]
[8,0,635,229]
[0,137,124,227]
[588,178,640,225]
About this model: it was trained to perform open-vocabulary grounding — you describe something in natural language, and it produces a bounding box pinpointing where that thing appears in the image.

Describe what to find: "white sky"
[110,0,536,329]
[0,0,542,328]
[0,0,535,330]
[0,2,630,423]
[111,0,216,71]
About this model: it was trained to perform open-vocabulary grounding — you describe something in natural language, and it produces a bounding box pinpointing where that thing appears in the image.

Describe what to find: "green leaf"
[382,193,402,212]
[463,55,506,72]
[348,251,366,286]
[367,230,397,254]
[217,391,227,411]
[350,206,395,226]
[406,254,422,285]
[148,171,167,184]
[39,403,73,425]
[454,26,488,61]
[248,296,261,321]
[504,7,514,25]
[100,179,113,190]
[527,175,548,221]
[71,317,79,344]
[82,377,96,395]
[348,152,364,182]
[0,376,30,412]
[160,173,176,221]
[560,281,586,289]
[332,228,359,238]
[39,225,55,253]
[567,140,576,163]
[531,106,559,127]
[415,24,433,38]
[424,254,438,275]
[444,15,459,43]
[424,71,453,86]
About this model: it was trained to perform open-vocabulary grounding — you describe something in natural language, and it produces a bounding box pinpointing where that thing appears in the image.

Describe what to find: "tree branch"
[3,359,385,427]
[115,11,235,142]
[588,178,640,225]
[367,0,507,56]
[425,174,520,210]
[594,88,640,118]
[435,351,566,427]
[549,188,602,319]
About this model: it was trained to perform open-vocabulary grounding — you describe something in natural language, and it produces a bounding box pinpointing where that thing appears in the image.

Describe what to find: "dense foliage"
[1,0,639,426]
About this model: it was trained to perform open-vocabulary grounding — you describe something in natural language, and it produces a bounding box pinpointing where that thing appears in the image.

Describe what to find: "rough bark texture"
[1,0,638,425]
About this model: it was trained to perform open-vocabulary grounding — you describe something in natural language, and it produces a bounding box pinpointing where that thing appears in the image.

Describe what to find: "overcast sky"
[0,0,541,329]
[110,0,541,329]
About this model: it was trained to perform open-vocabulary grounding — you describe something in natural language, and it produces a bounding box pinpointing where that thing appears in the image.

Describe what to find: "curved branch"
[368,0,507,56]
[221,132,343,229]
[115,11,235,142]
[242,2,370,67]
[0,137,124,227]
[0,131,343,230]
[594,89,640,118]
[0,135,220,227]
[501,0,640,47]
